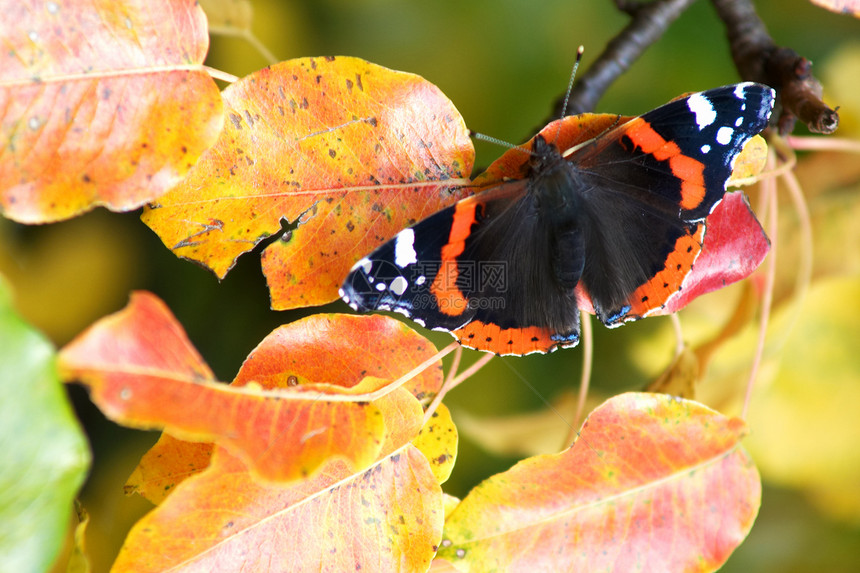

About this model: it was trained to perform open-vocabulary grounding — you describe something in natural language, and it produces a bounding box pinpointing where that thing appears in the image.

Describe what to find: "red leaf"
[142,56,474,309]
[438,393,760,572]
[0,0,222,223]
[658,191,770,315]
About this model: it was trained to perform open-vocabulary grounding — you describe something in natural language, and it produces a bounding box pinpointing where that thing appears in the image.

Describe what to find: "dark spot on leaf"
[329,148,336,158]
[101,87,111,100]
[279,85,286,99]
[300,97,309,109]
[324,55,335,61]
[181,145,187,154]
[346,78,353,92]
[316,74,322,84]
[287,375,298,386]
[229,113,242,129]
[277,105,284,116]
[346,221,355,232]
[366,116,377,127]
[82,173,91,183]
[355,73,364,91]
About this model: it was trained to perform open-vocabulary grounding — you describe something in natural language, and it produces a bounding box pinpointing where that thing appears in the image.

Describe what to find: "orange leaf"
[438,393,759,572]
[59,292,440,482]
[124,311,444,500]
[124,435,213,504]
[142,56,474,309]
[114,445,443,572]
[0,0,223,223]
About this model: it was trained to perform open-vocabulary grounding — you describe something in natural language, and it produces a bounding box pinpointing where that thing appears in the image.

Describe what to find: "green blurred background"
[2,0,860,570]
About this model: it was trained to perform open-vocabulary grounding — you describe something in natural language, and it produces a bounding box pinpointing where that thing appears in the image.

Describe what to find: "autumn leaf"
[58,292,444,485]
[412,403,458,484]
[113,444,442,572]
[124,436,214,505]
[122,307,443,501]
[0,276,90,572]
[437,392,759,572]
[0,0,223,223]
[142,56,473,309]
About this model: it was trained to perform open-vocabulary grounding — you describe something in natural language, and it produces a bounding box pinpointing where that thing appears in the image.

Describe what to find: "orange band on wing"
[625,223,705,318]
[431,201,478,316]
[625,119,707,211]
[453,321,578,355]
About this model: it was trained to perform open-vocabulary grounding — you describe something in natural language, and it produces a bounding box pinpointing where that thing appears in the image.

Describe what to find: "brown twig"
[555,0,698,118]
[710,0,839,134]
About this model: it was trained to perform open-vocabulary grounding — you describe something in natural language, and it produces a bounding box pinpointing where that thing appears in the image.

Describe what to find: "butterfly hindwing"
[569,82,775,323]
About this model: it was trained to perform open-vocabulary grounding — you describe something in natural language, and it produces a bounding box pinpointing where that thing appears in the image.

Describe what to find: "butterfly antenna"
[470,45,585,157]
[552,45,585,145]
[559,45,585,119]
[469,130,533,156]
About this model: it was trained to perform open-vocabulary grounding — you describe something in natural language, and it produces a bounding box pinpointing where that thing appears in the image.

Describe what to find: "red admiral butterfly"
[341,83,775,355]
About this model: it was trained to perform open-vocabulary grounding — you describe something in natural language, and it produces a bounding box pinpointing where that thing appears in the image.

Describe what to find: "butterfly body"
[341,83,775,355]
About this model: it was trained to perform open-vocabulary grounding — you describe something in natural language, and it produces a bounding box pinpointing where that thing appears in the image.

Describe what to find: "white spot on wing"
[735,116,744,127]
[390,276,408,296]
[394,228,418,268]
[687,93,716,130]
[375,282,386,291]
[700,144,711,154]
[716,126,734,145]
[415,275,426,286]
[352,257,372,274]
[734,83,747,99]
